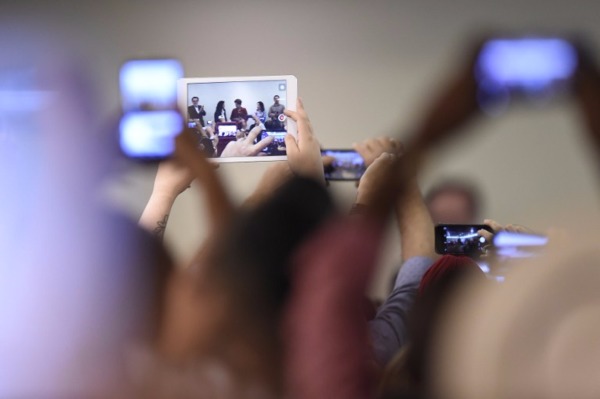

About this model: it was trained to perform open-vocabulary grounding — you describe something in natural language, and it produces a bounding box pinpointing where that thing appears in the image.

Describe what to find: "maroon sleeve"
[283,217,384,399]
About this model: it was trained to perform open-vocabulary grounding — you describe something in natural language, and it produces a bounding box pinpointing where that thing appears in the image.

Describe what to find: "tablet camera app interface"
[185,79,288,158]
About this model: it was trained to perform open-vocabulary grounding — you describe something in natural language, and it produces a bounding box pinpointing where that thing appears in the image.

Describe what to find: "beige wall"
[4,0,600,297]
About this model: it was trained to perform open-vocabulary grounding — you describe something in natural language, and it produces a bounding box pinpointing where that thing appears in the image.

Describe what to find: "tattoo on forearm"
[153,214,169,239]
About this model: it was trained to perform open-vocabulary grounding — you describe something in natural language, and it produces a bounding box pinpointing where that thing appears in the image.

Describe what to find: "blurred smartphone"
[258,130,287,156]
[321,149,366,181]
[435,224,493,256]
[216,123,238,137]
[492,231,549,259]
[475,37,578,110]
[119,59,184,160]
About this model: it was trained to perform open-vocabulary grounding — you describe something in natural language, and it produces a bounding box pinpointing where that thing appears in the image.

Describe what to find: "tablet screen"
[179,76,297,161]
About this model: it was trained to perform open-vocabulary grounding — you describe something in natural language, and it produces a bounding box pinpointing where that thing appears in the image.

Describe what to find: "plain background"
[2,0,600,298]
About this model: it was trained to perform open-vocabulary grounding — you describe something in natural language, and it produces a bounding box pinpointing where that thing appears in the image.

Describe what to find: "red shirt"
[230,107,248,121]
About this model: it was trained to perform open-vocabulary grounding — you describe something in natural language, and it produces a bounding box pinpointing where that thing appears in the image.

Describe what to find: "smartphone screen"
[475,37,578,111]
[119,59,184,159]
[435,224,493,256]
[321,149,366,181]
[258,130,287,156]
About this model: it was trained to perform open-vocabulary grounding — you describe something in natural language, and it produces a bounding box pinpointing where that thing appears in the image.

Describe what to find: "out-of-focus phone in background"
[435,224,493,257]
[119,59,184,160]
[321,149,366,181]
[492,231,549,258]
[475,37,578,113]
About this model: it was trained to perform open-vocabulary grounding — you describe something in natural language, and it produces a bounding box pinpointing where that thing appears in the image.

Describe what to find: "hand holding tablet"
[283,98,325,182]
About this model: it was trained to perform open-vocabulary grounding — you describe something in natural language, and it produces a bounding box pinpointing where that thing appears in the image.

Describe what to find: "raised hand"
[354,137,403,167]
[220,124,274,157]
[284,98,324,183]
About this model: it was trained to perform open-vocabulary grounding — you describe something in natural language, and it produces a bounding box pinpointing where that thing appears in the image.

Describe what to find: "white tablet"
[178,75,297,162]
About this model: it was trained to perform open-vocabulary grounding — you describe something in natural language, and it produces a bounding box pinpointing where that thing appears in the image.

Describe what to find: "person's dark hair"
[234,99,242,105]
[424,179,482,220]
[274,95,280,100]
[191,96,199,101]
[215,100,225,113]
[258,101,265,112]
[207,177,335,331]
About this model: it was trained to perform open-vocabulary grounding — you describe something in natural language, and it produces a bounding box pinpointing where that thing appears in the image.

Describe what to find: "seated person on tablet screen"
[230,98,248,128]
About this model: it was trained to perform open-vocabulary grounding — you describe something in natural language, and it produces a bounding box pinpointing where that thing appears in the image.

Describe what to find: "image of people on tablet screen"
[185,79,289,158]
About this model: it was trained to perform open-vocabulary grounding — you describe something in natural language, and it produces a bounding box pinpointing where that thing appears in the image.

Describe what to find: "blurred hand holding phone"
[435,224,493,257]
[119,59,184,160]
[321,149,366,181]
[475,37,578,113]
[407,35,584,154]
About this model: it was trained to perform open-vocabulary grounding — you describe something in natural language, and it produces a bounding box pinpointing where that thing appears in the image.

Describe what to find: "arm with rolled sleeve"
[368,256,433,366]
[353,138,437,367]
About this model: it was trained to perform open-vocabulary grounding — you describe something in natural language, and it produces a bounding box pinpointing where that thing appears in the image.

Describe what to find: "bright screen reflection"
[119,110,182,158]
[477,38,578,90]
[119,59,183,112]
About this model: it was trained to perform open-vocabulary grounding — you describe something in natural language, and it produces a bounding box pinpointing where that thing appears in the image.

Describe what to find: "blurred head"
[273,95,280,104]
[432,239,600,399]
[1,207,174,398]
[216,100,225,110]
[257,101,265,112]
[214,177,332,342]
[167,177,334,384]
[380,255,486,398]
[425,179,482,224]
[234,99,242,108]
[191,96,199,105]
[0,27,176,397]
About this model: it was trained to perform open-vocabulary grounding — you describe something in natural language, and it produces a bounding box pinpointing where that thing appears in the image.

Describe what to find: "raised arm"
[354,137,436,366]
[139,158,194,240]
[139,129,234,261]
[354,137,435,261]
[366,158,436,366]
